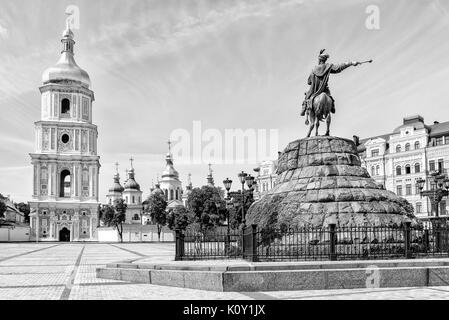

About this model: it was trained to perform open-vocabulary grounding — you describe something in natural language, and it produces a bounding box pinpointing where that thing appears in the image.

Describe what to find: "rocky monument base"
[247,136,417,229]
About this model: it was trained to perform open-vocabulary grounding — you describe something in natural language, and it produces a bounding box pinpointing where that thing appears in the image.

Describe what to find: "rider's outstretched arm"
[330,62,357,74]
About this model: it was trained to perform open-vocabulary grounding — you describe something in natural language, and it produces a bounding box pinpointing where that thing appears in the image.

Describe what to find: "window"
[371,149,379,157]
[371,166,375,176]
[396,145,401,153]
[170,189,174,200]
[396,185,403,196]
[414,141,420,150]
[435,137,444,146]
[429,160,435,172]
[61,134,70,144]
[132,196,135,204]
[376,166,380,176]
[405,143,410,151]
[416,202,422,214]
[415,163,420,173]
[438,159,444,173]
[445,136,449,145]
[133,214,139,221]
[60,170,71,198]
[415,184,421,195]
[396,166,402,176]
[61,98,70,115]
[176,190,179,200]
[405,165,411,175]
[406,184,412,196]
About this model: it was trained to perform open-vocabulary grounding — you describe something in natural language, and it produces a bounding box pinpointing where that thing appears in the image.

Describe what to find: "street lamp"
[223,178,233,199]
[238,171,248,227]
[416,171,449,219]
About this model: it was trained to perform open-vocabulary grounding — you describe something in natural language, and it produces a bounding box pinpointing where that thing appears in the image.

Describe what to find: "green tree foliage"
[144,192,168,241]
[14,202,30,223]
[100,198,127,242]
[167,206,191,231]
[187,186,227,232]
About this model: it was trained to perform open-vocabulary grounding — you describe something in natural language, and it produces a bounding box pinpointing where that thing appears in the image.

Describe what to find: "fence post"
[251,224,258,262]
[404,222,411,259]
[329,224,337,261]
[175,229,184,261]
[435,222,442,253]
[424,229,430,253]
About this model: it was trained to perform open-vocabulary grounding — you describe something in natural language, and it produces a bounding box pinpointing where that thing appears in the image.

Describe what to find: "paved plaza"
[1,243,449,300]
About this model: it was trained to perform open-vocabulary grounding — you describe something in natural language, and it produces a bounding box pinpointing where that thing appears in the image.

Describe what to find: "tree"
[187,186,227,232]
[0,194,8,226]
[100,198,127,242]
[167,206,191,231]
[14,202,30,223]
[228,190,255,229]
[144,192,168,241]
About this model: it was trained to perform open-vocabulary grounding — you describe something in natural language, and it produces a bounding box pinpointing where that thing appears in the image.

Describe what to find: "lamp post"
[416,171,449,219]
[223,178,233,252]
[238,171,248,227]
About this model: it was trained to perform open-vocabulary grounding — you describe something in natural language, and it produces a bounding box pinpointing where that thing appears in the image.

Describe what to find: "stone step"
[96,260,449,292]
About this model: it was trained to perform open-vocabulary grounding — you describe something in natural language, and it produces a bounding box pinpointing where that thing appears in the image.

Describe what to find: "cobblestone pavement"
[1,243,449,300]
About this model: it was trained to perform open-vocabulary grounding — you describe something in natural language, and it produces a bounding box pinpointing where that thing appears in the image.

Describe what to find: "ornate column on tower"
[28,16,101,242]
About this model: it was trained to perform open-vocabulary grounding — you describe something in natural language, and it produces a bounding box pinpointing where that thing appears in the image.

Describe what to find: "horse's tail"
[305,110,310,125]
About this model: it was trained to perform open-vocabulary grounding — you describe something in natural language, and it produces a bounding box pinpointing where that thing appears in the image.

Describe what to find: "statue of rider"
[300,49,361,117]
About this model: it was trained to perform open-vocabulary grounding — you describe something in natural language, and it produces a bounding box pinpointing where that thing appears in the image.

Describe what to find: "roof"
[429,121,449,137]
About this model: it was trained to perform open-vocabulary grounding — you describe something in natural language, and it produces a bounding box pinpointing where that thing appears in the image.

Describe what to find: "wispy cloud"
[0,23,8,39]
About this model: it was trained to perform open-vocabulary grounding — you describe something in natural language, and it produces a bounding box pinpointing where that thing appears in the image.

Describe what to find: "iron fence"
[175,223,449,261]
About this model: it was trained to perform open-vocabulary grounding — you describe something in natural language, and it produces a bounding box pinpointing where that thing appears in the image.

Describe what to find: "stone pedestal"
[247,136,417,228]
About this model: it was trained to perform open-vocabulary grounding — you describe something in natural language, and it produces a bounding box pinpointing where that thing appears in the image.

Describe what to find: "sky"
[1,0,449,203]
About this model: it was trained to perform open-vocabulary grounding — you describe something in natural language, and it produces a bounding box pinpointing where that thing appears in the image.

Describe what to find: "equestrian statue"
[301,49,372,137]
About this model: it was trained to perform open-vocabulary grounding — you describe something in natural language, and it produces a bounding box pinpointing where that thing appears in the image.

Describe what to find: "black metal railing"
[175,223,449,262]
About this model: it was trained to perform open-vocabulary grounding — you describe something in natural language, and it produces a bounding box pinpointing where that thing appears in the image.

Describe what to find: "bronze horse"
[304,92,333,137]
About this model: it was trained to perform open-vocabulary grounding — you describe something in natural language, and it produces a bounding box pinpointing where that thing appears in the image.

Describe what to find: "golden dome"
[42,26,91,87]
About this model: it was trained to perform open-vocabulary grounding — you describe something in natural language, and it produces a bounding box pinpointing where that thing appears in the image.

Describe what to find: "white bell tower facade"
[29,21,100,242]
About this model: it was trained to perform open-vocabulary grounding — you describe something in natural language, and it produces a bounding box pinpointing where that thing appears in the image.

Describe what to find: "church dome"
[123,168,141,191]
[42,26,91,88]
[109,174,124,193]
[162,154,179,178]
[151,183,165,196]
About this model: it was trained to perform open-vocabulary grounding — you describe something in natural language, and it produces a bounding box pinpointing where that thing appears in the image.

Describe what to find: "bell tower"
[29,19,100,242]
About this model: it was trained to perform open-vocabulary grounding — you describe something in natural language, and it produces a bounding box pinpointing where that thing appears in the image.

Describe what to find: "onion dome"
[124,168,141,191]
[42,23,91,88]
[162,153,179,179]
[109,173,124,193]
[151,183,165,197]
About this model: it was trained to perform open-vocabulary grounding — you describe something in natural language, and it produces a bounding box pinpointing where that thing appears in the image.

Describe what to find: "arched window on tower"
[61,99,70,116]
[396,145,402,153]
[60,170,71,198]
[164,189,168,199]
[396,166,402,176]
[175,189,179,200]
[170,189,174,201]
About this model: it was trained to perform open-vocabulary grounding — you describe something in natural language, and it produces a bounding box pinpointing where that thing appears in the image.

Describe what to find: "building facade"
[358,115,449,218]
[29,23,100,241]
[253,160,278,200]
